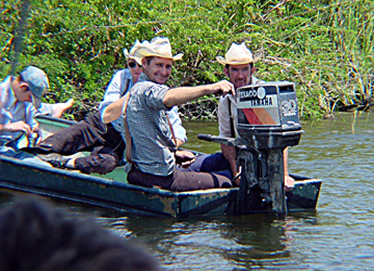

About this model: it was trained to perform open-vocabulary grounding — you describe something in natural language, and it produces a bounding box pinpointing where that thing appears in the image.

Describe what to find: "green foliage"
[1,0,373,120]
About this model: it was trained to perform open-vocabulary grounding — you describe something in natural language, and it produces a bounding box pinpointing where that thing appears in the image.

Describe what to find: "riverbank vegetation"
[1,0,373,120]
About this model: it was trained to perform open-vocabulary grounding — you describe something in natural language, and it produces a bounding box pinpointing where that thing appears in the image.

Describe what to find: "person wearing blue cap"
[0,66,52,167]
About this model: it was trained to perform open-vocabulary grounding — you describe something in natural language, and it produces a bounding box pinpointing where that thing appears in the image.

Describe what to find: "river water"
[1,112,374,270]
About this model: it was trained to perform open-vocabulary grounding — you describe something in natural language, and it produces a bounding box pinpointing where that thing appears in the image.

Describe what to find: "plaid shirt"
[124,73,176,176]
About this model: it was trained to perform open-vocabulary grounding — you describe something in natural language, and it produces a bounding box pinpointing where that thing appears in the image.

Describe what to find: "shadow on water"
[1,112,374,270]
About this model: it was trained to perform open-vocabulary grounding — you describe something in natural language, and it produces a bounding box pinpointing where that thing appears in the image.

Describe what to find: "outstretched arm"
[163,80,235,107]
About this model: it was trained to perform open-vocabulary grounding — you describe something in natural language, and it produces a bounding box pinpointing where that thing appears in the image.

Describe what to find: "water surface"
[1,112,374,270]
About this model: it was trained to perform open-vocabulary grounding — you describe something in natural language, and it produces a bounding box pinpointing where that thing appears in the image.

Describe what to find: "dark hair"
[144,56,155,65]
[0,196,160,271]
[225,62,254,70]
[19,73,25,84]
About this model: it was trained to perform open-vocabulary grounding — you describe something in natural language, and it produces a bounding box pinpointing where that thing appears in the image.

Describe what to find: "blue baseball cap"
[20,66,49,108]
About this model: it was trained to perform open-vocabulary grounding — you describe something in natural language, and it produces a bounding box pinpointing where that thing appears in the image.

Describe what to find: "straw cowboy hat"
[133,37,183,64]
[216,42,254,65]
[123,40,141,60]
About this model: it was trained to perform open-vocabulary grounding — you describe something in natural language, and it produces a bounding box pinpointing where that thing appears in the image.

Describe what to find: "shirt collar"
[1,76,18,108]
[138,73,150,83]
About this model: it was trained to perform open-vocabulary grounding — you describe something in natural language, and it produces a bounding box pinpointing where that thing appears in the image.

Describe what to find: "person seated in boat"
[0,66,52,167]
[34,40,188,175]
[0,196,160,271]
[182,42,294,190]
[102,37,235,191]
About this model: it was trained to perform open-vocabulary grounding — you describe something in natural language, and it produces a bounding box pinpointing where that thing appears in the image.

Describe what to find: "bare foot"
[52,99,74,118]
[284,175,295,192]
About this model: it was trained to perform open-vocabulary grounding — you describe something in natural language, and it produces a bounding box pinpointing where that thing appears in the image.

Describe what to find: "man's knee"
[200,152,229,172]
[76,154,118,175]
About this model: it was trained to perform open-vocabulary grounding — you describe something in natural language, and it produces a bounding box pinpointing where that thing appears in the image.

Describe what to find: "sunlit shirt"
[123,73,176,176]
[0,76,38,148]
[101,69,187,143]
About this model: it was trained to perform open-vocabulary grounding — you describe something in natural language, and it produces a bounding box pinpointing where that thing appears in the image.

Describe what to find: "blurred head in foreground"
[0,196,160,271]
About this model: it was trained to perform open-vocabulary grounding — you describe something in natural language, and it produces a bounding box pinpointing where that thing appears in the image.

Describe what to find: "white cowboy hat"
[123,40,141,60]
[133,37,183,64]
[216,42,254,65]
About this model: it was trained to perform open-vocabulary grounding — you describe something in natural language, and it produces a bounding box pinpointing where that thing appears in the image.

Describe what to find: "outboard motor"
[235,81,303,215]
[198,81,303,216]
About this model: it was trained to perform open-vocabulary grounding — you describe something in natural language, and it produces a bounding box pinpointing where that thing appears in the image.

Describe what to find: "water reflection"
[1,112,374,269]
[98,212,322,270]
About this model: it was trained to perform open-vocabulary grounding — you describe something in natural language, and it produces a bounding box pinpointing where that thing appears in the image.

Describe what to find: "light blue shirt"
[98,69,134,132]
[0,76,38,149]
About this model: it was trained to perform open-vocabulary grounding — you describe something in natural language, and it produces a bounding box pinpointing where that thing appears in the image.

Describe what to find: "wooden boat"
[0,115,322,218]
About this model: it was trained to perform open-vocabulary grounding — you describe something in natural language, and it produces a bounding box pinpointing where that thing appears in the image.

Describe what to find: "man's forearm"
[102,96,126,123]
[163,80,235,108]
[221,144,238,177]
[163,86,213,107]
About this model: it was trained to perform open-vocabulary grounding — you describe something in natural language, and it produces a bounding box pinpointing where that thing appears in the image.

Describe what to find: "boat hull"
[0,155,321,217]
[0,116,322,217]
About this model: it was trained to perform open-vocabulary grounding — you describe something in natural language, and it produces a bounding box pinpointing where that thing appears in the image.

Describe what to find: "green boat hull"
[0,116,322,218]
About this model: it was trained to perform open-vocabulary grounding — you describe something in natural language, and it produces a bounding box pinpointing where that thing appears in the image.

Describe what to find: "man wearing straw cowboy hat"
[182,42,294,190]
[215,42,264,181]
[218,42,293,189]
[35,40,188,174]
[103,37,235,191]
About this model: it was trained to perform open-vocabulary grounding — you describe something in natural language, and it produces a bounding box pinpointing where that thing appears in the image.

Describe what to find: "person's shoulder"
[122,68,132,78]
[219,93,232,104]
[0,76,11,90]
[132,80,154,95]
[112,68,131,78]
[252,76,265,84]
[168,106,179,114]
[1,78,16,105]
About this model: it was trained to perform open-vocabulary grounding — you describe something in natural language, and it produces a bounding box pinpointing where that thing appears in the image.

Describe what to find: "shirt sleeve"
[252,76,265,84]
[25,103,39,129]
[99,69,132,130]
[218,95,232,137]
[167,106,187,142]
[99,69,130,113]
[144,83,170,110]
[36,103,54,116]
[0,83,11,126]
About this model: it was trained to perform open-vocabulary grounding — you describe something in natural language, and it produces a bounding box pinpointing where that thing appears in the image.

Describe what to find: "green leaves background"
[1,0,373,120]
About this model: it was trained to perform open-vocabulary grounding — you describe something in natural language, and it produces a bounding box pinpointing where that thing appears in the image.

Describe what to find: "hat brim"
[216,56,254,65]
[136,48,183,62]
[123,48,136,60]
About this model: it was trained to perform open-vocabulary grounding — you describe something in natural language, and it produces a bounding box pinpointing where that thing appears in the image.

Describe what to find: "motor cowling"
[235,81,303,215]
[237,81,303,149]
